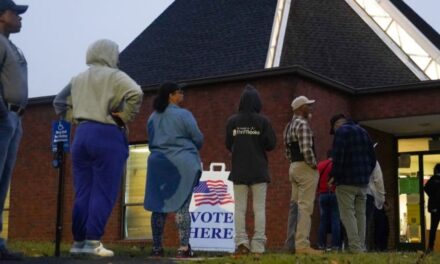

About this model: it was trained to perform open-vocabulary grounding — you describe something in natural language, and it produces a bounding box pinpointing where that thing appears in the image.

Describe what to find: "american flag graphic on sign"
[193,180,234,206]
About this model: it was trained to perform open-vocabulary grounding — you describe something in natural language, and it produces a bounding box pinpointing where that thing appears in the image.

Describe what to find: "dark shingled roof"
[279,0,420,88]
[119,0,437,90]
[119,0,277,87]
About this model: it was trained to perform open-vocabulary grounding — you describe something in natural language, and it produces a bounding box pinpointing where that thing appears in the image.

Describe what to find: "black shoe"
[0,246,24,261]
[176,244,193,258]
[232,244,250,258]
[151,247,164,258]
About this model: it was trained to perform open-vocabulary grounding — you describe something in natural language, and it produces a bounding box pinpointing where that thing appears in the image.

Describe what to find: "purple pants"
[71,121,128,241]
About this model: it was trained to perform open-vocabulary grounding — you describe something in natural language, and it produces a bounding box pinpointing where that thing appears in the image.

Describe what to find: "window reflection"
[398,155,420,243]
[2,189,9,239]
[353,0,440,79]
[123,144,151,239]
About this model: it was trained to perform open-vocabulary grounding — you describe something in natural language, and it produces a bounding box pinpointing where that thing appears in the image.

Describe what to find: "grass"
[6,241,440,263]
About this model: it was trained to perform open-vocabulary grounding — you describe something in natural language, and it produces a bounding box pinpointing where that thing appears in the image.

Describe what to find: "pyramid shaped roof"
[119,0,277,87]
[119,0,439,89]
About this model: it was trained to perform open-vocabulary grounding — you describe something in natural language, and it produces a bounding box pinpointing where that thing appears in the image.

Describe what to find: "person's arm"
[183,110,204,150]
[330,129,346,180]
[283,122,292,161]
[424,178,434,197]
[0,44,8,119]
[53,83,73,121]
[372,162,386,196]
[297,122,317,168]
[112,72,143,124]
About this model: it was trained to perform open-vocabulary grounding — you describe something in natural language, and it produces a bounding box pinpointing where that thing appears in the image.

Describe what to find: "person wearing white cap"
[0,0,28,260]
[283,95,321,255]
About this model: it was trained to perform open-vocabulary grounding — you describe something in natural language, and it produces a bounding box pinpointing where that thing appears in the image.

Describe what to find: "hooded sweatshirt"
[53,39,143,125]
[225,85,276,185]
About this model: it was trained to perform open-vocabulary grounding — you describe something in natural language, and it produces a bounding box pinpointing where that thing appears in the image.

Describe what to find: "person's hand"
[111,112,123,118]
[328,177,334,188]
[111,112,126,128]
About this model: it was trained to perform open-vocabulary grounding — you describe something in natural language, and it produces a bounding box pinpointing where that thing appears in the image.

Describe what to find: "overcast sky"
[9,0,440,98]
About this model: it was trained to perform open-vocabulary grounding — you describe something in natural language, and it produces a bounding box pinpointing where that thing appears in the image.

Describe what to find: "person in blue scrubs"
[144,82,203,258]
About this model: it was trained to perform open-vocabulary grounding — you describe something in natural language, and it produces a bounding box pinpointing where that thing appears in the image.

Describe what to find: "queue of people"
[0,0,432,261]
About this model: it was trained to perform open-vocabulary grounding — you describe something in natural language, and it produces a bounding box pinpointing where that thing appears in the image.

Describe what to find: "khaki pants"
[234,183,267,253]
[288,162,319,249]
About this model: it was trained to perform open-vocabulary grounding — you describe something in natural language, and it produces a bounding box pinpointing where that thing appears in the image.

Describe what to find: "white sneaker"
[69,241,85,255]
[82,240,114,257]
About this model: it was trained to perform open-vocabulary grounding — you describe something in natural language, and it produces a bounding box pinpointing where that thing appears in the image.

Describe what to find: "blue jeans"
[0,112,22,247]
[318,192,341,249]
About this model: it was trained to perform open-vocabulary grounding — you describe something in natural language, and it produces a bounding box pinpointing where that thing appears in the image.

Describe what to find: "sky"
[12,0,174,98]
[8,0,440,98]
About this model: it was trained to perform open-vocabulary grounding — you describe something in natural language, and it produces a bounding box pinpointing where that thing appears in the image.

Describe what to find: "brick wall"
[8,73,439,250]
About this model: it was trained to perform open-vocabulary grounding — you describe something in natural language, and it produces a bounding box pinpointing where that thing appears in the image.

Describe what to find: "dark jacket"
[424,174,440,214]
[225,85,276,185]
[330,120,376,186]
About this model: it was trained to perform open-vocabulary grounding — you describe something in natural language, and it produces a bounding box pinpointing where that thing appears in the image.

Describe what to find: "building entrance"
[397,149,440,251]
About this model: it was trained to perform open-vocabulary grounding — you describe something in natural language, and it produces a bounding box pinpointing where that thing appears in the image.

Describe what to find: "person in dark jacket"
[424,163,440,253]
[225,84,276,256]
[329,114,376,253]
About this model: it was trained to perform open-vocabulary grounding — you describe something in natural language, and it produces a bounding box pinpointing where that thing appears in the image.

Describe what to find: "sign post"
[51,120,71,257]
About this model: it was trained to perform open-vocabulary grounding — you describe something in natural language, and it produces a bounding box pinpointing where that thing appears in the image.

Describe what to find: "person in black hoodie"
[424,163,440,253]
[225,84,276,256]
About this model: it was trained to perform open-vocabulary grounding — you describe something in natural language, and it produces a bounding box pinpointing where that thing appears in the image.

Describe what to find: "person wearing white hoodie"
[53,39,143,257]
[366,155,388,251]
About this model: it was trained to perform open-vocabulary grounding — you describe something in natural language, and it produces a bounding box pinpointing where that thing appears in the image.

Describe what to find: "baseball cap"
[291,96,315,111]
[0,0,28,15]
[329,114,346,134]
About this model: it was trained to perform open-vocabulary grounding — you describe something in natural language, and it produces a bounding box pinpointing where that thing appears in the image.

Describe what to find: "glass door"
[398,154,424,250]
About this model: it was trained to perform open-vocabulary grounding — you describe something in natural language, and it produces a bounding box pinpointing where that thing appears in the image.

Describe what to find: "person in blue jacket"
[144,82,203,258]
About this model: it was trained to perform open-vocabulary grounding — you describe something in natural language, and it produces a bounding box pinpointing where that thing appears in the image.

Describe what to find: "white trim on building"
[346,0,440,80]
[265,0,292,68]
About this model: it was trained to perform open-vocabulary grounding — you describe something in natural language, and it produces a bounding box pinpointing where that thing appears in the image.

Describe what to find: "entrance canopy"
[360,114,440,137]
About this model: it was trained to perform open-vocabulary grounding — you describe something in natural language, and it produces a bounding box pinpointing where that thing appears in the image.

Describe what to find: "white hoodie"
[53,39,143,125]
[367,161,386,209]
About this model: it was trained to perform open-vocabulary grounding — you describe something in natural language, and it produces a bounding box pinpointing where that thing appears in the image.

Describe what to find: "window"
[349,0,440,80]
[398,154,420,243]
[123,144,151,239]
[398,138,431,153]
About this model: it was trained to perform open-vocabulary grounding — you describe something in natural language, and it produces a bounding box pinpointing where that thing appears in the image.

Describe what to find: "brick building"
[5,0,440,252]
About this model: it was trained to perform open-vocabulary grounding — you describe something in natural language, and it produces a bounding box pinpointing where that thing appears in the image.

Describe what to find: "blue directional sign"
[51,120,71,152]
